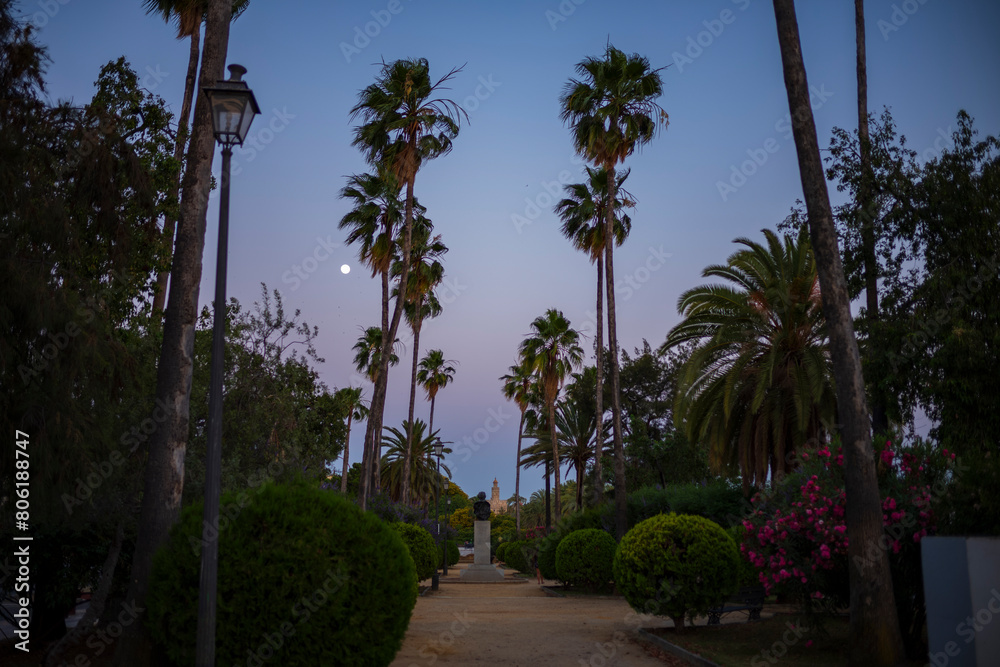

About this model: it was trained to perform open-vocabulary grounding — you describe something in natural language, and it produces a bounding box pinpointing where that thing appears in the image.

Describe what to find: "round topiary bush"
[613,512,739,630]
[555,528,617,591]
[502,539,533,574]
[147,481,417,666]
[390,522,437,582]
[439,539,460,567]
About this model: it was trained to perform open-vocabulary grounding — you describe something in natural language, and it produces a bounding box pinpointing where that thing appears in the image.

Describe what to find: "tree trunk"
[401,303,423,504]
[43,522,125,667]
[771,2,905,664]
[427,394,436,507]
[855,0,887,438]
[359,264,392,509]
[113,3,232,664]
[544,459,551,531]
[549,395,561,518]
[593,254,604,506]
[340,412,353,494]
[515,409,524,539]
[362,175,414,505]
[605,166,627,540]
[152,27,201,315]
[576,458,584,510]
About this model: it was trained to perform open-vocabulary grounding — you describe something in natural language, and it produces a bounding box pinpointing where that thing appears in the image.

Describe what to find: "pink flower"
[806,640,814,648]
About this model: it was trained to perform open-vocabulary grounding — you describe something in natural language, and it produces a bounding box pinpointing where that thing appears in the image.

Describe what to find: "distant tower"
[489,478,508,514]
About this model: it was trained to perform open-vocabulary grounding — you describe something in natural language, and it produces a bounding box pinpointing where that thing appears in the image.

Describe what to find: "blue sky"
[22,0,1000,500]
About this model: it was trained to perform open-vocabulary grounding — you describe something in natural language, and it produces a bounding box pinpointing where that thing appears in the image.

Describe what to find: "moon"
[340,264,350,274]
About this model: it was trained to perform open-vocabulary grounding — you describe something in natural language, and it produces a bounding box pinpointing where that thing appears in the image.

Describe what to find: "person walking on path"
[532,553,543,585]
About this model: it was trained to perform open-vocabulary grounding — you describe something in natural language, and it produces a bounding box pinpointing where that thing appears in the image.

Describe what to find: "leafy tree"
[662,229,835,493]
[560,44,668,539]
[771,1,906,661]
[519,309,584,518]
[349,58,464,508]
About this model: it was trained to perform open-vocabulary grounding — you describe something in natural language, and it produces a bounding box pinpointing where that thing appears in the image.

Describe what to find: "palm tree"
[115,1,237,663]
[662,229,835,493]
[554,165,633,505]
[500,360,538,538]
[553,399,602,510]
[350,58,465,508]
[380,419,451,503]
[352,326,400,383]
[391,213,447,503]
[772,1,905,661]
[334,386,368,494]
[417,349,457,446]
[560,44,668,539]
[518,309,583,518]
[143,0,250,313]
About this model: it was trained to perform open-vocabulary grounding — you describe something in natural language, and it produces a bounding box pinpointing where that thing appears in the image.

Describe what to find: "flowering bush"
[740,436,954,653]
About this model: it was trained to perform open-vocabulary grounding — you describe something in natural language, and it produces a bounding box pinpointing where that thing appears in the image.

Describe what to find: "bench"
[707,585,765,625]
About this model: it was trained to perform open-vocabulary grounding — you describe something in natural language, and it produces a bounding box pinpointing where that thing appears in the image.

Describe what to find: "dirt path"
[390,563,683,667]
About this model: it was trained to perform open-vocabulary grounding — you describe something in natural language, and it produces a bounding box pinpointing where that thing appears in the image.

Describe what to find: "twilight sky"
[23,0,1000,500]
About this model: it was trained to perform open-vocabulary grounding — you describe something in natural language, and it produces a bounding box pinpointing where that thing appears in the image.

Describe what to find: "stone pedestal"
[460,520,504,582]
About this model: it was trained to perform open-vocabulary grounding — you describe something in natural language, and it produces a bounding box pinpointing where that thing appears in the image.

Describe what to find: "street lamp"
[195,64,259,667]
[442,478,450,575]
[432,442,444,589]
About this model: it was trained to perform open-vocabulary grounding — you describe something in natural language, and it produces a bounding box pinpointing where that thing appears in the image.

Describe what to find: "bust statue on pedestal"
[460,490,504,581]
[473,491,491,521]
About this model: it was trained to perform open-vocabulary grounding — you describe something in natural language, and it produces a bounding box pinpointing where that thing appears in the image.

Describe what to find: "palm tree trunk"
[772,2,905,664]
[364,176,415,504]
[544,459,551,531]
[113,2,233,665]
[340,412,353,494]
[359,263,392,508]
[152,27,201,315]
[514,409,525,539]
[576,458,584,510]
[605,166,627,540]
[427,394,436,507]
[593,255,604,506]
[549,396,561,518]
[855,0,886,438]
[402,312,423,503]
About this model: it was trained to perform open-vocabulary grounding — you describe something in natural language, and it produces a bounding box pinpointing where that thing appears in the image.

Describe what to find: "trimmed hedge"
[440,539,460,567]
[502,539,533,574]
[613,513,739,630]
[495,542,510,563]
[536,531,563,581]
[555,528,617,591]
[147,482,417,666]
[390,522,437,582]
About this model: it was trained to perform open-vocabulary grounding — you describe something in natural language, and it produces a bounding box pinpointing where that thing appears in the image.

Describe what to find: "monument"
[460,491,505,582]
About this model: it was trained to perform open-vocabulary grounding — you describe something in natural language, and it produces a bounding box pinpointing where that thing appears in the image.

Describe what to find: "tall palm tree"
[115,1,236,663]
[143,0,250,313]
[352,326,400,383]
[554,165,634,505]
[350,58,465,508]
[380,419,451,503]
[500,360,539,538]
[334,386,368,494]
[417,349,457,446]
[391,213,447,503]
[518,309,583,518]
[772,1,905,661]
[662,229,836,493]
[560,45,668,539]
[522,404,553,529]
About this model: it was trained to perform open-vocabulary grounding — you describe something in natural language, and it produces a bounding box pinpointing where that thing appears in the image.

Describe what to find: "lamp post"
[442,478,449,575]
[195,64,259,667]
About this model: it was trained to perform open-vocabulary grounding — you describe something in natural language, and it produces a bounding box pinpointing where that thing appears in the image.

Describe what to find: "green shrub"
[147,482,417,666]
[502,539,533,574]
[536,532,563,580]
[555,529,617,591]
[495,542,510,563]
[727,524,758,587]
[439,539,460,567]
[390,522,437,582]
[627,482,748,530]
[613,513,739,630]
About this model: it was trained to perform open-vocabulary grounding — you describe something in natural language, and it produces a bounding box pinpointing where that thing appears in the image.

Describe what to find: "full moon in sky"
[340,264,350,274]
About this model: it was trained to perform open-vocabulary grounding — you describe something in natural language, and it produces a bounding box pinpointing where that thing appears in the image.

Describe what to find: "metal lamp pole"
[442,478,449,575]
[196,64,259,667]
